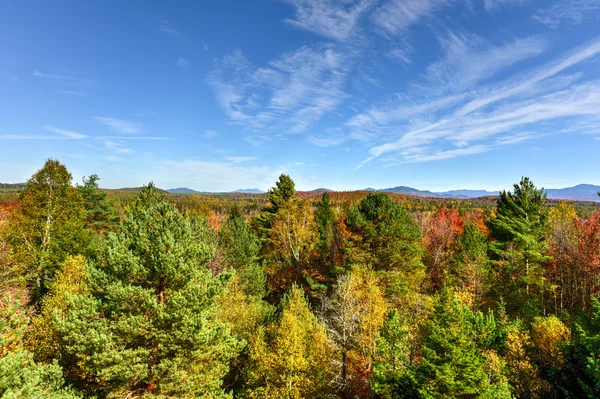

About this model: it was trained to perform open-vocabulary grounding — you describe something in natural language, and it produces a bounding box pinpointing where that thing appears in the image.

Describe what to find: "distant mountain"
[360,184,600,202]
[232,188,265,194]
[545,184,600,202]
[167,187,202,194]
[438,189,498,198]
[310,188,332,193]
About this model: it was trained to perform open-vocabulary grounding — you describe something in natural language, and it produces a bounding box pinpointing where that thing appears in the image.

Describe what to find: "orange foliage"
[423,204,465,291]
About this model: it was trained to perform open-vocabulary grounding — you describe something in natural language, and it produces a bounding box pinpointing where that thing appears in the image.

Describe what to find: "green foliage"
[451,224,490,309]
[0,294,78,398]
[313,191,342,292]
[3,159,89,307]
[219,209,265,298]
[254,174,296,236]
[576,297,600,390]
[412,290,513,399]
[345,193,424,300]
[0,350,80,399]
[55,184,241,398]
[372,309,417,399]
[488,177,551,317]
[77,174,118,231]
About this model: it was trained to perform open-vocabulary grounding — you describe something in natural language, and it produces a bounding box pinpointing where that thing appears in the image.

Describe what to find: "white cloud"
[1,126,87,140]
[225,156,257,163]
[282,0,374,41]
[371,0,450,37]
[177,57,190,68]
[309,135,347,147]
[358,36,600,164]
[208,45,349,133]
[426,33,547,90]
[33,70,94,88]
[104,139,135,155]
[534,0,600,28]
[204,129,217,138]
[43,125,86,139]
[95,117,142,134]
[483,0,526,11]
[403,145,490,163]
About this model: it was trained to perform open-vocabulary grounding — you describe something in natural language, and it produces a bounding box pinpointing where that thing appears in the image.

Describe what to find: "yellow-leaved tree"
[245,285,334,398]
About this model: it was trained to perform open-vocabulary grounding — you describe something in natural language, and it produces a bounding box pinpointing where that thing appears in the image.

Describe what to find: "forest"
[2,158,600,399]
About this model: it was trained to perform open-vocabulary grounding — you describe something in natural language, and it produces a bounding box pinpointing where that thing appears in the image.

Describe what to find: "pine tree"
[488,177,551,317]
[254,174,296,236]
[414,290,513,399]
[313,191,341,293]
[371,309,417,399]
[345,193,424,303]
[55,184,241,398]
[219,208,265,298]
[0,294,79,398]
[76,174,118,231]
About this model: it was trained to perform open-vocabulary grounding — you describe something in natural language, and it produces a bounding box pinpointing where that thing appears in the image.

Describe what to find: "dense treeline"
[1,159,600,398]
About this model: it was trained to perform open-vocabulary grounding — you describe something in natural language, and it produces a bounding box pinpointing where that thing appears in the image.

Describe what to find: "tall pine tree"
[55,184,241,398]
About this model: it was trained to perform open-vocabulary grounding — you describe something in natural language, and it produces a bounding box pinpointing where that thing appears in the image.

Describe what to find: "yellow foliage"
[27,255,87,363]
[531,315,570,367]
[218,274,266,340]
[504,327,550,399]
[246,285,334,398]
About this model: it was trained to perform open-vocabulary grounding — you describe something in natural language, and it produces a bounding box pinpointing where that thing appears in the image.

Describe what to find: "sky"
[1,0,600,192]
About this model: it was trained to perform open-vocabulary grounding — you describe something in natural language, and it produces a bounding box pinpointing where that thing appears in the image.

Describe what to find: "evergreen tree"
[254,174,296,236]
[345,193,423,302]
[76,174,118,231]
[219,208,265,298]
[576,297,600,391]
[451,224,490,309]
[55,184,241,398]
[372,309,418,399]
[487,177,551,317]
[3,159,88,307]
[413,290,513,399]
[314,191,341,293]
[0,294,79,398]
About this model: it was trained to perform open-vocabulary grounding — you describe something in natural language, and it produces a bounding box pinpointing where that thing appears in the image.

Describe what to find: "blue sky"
[1,0,600,192]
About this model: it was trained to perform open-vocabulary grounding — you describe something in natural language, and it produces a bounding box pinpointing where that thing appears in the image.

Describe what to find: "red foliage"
[423,204,465,291]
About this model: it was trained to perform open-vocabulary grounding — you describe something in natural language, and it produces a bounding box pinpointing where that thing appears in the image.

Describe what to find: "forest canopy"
[1,159,600,398]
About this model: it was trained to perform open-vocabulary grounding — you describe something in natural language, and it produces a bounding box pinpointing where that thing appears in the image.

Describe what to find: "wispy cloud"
[95,117,142,134]
[371,0,451,37]
[96,136,168,140]
[43,125,86,139]
[225,156,257,163]
[208,45,349,133]
[282,0,374,41]
[33,70,94,88]
[1,125,87,140]
[104,139,135,154]
[204,129,217,138]
[533,0,600,28]
[177,57,190,68]
[483,0,526,11]
[426,33,547,91]
[158,20,190,44]
[356,36,600,164]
